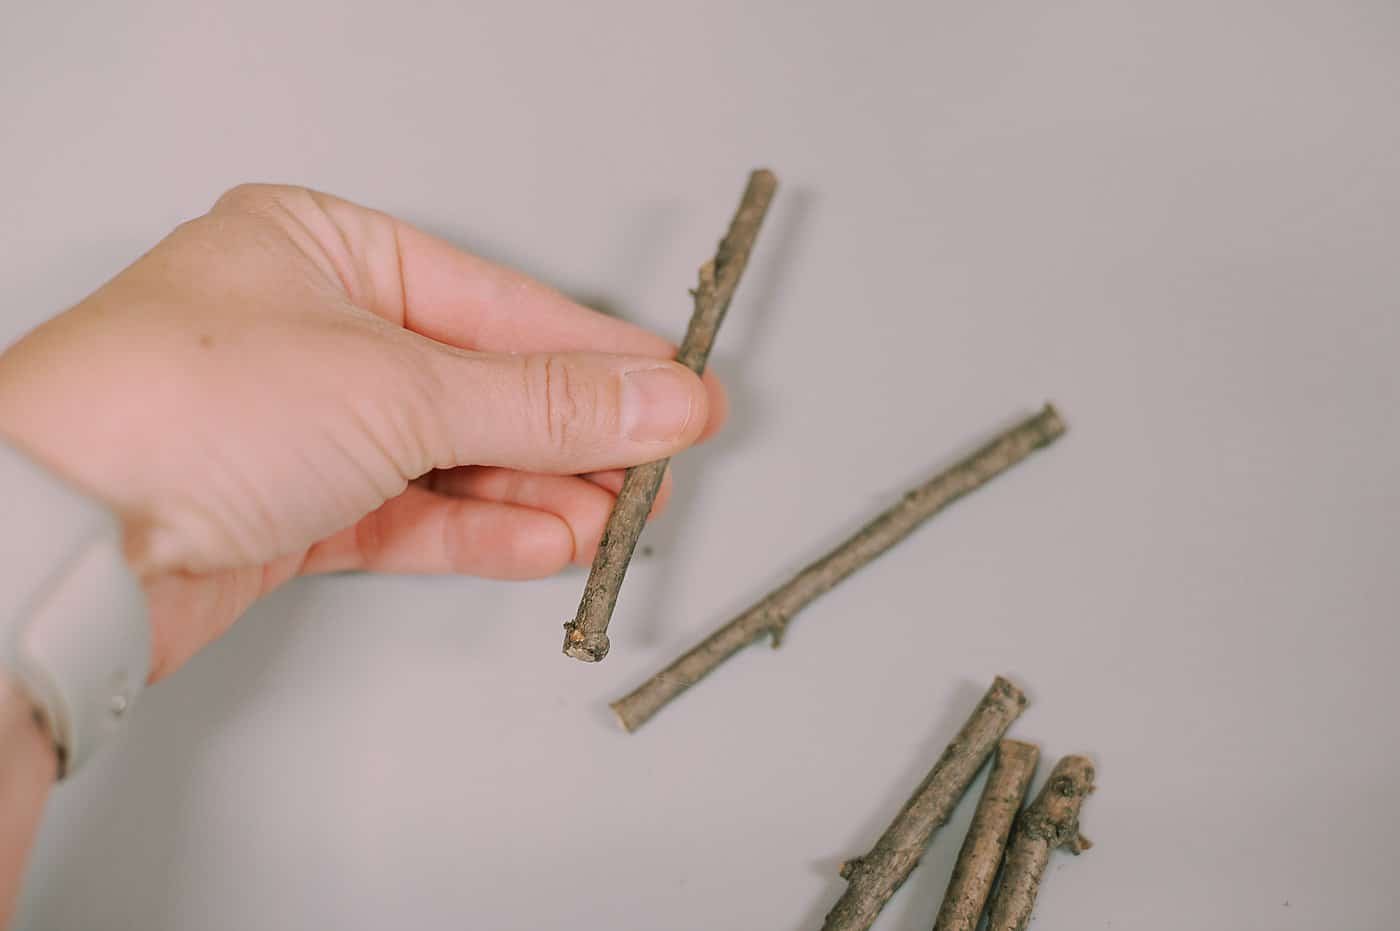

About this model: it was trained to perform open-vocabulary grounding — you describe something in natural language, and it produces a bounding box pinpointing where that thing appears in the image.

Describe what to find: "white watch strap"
[0,438,149,777]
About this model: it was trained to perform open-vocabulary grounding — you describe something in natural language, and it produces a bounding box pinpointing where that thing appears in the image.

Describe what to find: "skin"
[0,184,728,925]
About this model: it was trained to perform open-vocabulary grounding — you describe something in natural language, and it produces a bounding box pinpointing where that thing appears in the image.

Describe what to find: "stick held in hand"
[820,677,1028,931]
[611,405,1065,728]
[562,169,779,662]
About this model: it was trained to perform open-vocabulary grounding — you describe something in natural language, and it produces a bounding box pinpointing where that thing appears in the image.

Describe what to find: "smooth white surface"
[4,2,1398,928]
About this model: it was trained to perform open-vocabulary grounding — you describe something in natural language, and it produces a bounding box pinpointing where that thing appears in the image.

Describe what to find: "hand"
[0,184,726,681]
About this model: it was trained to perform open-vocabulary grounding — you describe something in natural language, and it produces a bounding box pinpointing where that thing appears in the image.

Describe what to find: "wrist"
[0,428,152,776]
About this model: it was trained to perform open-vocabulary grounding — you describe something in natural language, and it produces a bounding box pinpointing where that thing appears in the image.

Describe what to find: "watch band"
[0,437,149,778]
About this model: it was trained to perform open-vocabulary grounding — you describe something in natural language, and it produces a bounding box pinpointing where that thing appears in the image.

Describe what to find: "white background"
[4,2,1397,928]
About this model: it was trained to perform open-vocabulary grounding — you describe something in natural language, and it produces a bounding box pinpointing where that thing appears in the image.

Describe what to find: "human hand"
[0,185,725,681]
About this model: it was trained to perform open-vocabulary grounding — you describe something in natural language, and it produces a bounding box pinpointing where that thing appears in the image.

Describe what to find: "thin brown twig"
[931,740,1040,931]
[609,405,1066,728]
[820,677,1028,931]
[983,754,1096,931]
[561,169,779,662]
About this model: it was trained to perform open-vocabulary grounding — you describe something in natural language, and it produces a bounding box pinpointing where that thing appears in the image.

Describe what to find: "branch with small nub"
[983,754,1095,931]
[609,405,1065,730]
[562,168,779,662]
[931,739,1039,931]
[820,677,1028,931]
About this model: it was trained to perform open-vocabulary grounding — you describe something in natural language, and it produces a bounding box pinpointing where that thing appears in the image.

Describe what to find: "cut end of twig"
[990,675,1028,710]
[609,700,637,733]
[1021,754,1095,852]
[561,621,610,662]
[750,167,779,189]
[998,738,1040,764]
[1051,756,1095,796]
[1037,403,1067,443]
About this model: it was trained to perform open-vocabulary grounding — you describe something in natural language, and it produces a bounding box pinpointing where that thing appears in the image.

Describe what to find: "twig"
[562,168,779,662]
[820,677,1028,931]
[610,405,1065,729]
[983,755,1095,931]
[931,740,1040,931]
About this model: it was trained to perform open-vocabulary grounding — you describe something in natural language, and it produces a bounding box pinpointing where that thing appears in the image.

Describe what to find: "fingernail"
[622,365,695,442]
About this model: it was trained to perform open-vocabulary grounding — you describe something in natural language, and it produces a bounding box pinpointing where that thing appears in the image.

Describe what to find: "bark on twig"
[610,406,1065,729]
[983,755,1095,931]
[820,677,1028,931]
[931,740,1040,931]
[562,169,779,662]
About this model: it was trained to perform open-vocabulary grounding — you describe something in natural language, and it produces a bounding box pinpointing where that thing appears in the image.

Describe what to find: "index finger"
[395,221,664,353]
[393,219,727,436]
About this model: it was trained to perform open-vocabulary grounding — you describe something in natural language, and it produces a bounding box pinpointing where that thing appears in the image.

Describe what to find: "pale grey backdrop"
[3,1,1397,929]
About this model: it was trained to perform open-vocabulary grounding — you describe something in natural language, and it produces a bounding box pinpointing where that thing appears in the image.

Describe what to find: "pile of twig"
[560,170,1094,930]
[823,677,1095,931]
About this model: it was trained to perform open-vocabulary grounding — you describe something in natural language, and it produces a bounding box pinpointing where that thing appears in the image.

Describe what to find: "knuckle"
[522,354,592,455]
[212,182,280,213]
[211,182,313,218]
[542,355,582,453]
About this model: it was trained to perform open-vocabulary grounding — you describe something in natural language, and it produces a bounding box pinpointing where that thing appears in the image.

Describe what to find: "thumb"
[425,348,710,474]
